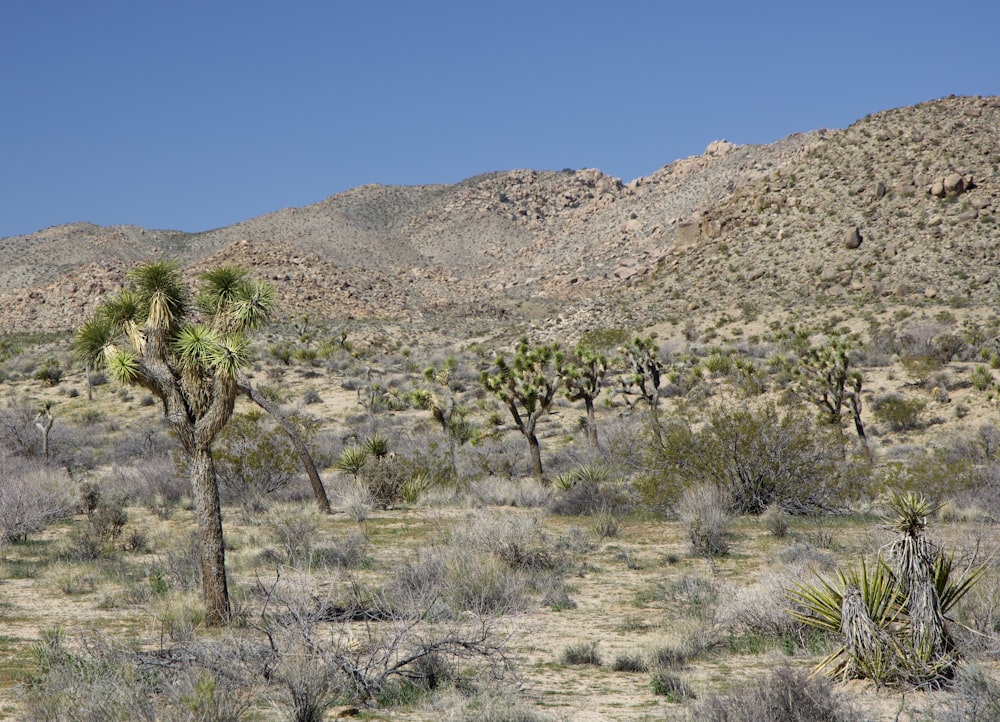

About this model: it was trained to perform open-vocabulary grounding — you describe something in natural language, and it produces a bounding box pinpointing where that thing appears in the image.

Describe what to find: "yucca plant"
[335,446,370,478]
[401,472,436,505]
[789,557,905,685]
[364,432,391,459]
[788,491,985,687]
[884,491,950,670]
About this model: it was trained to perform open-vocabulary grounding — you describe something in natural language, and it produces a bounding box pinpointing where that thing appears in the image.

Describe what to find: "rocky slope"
[1,95,997,343]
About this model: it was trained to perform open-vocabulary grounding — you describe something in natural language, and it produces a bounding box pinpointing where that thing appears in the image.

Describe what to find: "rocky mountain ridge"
[1,95,997,344]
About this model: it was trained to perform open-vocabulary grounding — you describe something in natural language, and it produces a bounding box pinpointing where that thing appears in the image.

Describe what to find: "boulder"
[844,227,863,249]
[944,173,966,195]
[705,139,737,156]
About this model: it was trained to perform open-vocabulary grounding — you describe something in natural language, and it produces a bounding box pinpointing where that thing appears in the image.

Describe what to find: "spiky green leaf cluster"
[74,261,274,382]
[787,493,985,687]
[481,337,561,419]
[559,346,609,404]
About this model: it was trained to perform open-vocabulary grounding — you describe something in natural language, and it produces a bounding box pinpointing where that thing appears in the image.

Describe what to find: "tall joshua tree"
[482,338,561,479]
[616,336,665,442]
[558,345,609,449]
[786,332,870,461]
[75,262,275,625]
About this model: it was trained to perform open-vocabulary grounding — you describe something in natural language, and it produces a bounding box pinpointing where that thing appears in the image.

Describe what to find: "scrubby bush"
[213,411,302,516]
[641,403,852,514]
[694,667,861,722]
[676,484,731,557]
[359,455,409,508]
[936,664,1000,721]
[649,669,694,701]
[560,640,600,666]
[761,504,790,538]
[67,485,129,560]
[871,393,926,431]
[970,364,993,392]
[547,467,633,517]
[611,653,647,673]
[0,457,75,544]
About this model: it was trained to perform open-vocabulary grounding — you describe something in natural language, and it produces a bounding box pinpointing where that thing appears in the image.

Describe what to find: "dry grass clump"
[693,666,863,722]
[560,640,601,666]
[676,483,731,557]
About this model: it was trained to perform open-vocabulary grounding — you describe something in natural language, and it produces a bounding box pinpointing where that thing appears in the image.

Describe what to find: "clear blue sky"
[2,1,999,239]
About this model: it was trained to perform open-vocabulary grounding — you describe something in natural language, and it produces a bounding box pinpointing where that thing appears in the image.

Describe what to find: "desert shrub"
[648,642,695,669]
[339,482,374,521]
[649,669,694,701]
[511,479,555,508]
[23,629,158,721]
[670,573,720,609]
[676,484,731,557]
[597,414,649,477]
[449,511,554,571]
[547,476,633,516]
[0,457,75,544]
[0,395,43,457]
[67,488,129,560]
[611,653,647,672]
[359,455,408,508]
[591,504,622,539]
[871,393,926,431]
[440,689,556,722]
[213,411,302,515]
[970,364,993,392]
[539,577,576,610]
[694,666,861,722]
[761,504,790,537]
[560,640,601,666]
[161,531,203,591]
[265,505,320,565]
[24,631,261,721]
[388,543,528,618]
[466,477,554,508]
[113,457,186,519]
[935,664,1000,721]
[641,403,849,514]
[468,435,523,479]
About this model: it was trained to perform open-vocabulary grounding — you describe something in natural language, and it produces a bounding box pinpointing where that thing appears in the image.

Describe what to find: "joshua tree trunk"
[190,444,230,625]
[840,585,894,683]
[849,393,872,463]
[238,378,331,514]
[526,431,543,479]
[584,398,598,448]
[892,533,950,669]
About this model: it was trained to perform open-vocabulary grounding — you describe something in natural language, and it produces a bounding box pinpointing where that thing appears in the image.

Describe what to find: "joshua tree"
[423,356,476,480]
[482,338,561,479]
[616,336,665,440]
[74,262,276,624]
[558,345,609,449]
[785,332,870,461]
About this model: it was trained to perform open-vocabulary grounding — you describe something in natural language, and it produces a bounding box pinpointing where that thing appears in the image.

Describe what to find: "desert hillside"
[5,95,995,343]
